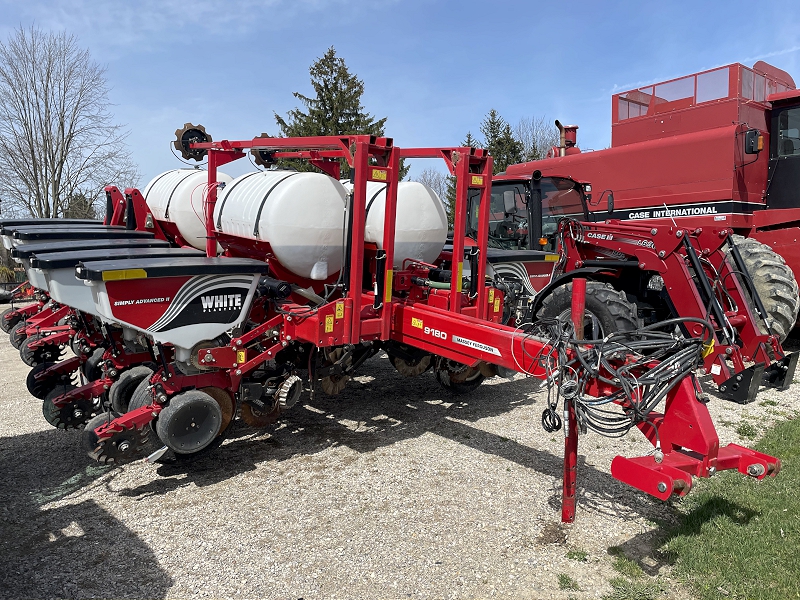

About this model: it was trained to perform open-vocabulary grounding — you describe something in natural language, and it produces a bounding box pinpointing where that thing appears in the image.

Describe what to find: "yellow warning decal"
[701,339,715,358]
[325,315,334,333]
[494,298,501,313]
[371,168,388,181]
[455,262,463,293]
[411,317,423,329]
[470,175,484,186]
[335,301,344,319]
[384,269,393,303]
[488,289,495,303]
[102,268,147,281]
[545,254,559,262]
[237,350,246,364]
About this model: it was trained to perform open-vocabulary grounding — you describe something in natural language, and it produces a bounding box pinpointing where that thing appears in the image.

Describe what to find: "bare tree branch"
[515,115,560,162]
[0,26,139,218]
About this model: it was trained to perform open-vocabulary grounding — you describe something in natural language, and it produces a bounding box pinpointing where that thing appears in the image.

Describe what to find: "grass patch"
[608,546,644,579]
[603,577,665,600]
[759,399,779,407]
[566,549,588,562]
[735,421,758,439]
[664,416,800,600]
[558,573,580,591]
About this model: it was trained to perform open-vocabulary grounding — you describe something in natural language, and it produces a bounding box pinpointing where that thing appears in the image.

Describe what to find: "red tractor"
[504,61,800,341]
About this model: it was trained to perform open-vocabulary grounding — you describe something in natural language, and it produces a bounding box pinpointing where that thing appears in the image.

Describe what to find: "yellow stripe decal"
[384,269,393,303]
[545,254,559,262]
[102,268,148,281]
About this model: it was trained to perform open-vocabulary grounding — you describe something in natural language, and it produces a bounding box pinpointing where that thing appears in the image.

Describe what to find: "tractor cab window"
[538,178,586,237]
[468,183,528,249]
[776,106,800,157]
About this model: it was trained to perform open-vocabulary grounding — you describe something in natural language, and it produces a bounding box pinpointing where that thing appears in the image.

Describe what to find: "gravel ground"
[1,303,798,599]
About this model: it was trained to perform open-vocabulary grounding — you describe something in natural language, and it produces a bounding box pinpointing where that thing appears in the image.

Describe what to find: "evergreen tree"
[274,47,408,178]
[445,132,485,228]
[480,109,523,174]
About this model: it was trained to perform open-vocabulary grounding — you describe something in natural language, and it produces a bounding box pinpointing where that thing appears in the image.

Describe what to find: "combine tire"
[538,281,640,339]
[727,235,800,342]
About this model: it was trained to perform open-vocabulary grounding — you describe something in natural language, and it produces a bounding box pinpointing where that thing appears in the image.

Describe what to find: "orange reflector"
[758,135,764,151]
[539,237,548,246]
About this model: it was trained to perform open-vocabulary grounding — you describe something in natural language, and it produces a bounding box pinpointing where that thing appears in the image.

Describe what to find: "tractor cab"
[768,93,800,208]
[467,173,591,253]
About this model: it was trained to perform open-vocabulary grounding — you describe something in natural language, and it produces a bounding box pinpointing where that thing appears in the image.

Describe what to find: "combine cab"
[506,61,800,340]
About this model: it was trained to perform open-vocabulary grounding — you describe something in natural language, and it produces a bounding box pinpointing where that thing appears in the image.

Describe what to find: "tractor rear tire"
[538,281,640,339]
[727,235,800,342]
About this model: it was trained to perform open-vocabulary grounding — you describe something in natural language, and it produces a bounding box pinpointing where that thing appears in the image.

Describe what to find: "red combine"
[506,61,800,340]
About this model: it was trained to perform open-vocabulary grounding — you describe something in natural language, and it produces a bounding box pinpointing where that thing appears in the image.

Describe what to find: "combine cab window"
[776,107,800,157]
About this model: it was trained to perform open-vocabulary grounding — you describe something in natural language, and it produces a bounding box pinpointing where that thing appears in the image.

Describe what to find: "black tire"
[727,235,800,342]
[20,333,65,367]
[109,366,154,413]
[126,378,161,455]
[538,281,641,340]
[81,411,121,455]
[156,390,222,455]
[26,361,73,400]
[433,358,485,395]
[0,308,21,333]
[10,321,27,350]
[81,347,107,381]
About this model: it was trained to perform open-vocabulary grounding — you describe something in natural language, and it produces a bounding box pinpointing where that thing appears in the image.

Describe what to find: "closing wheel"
[538,280,641,340]
[10,321,27,349]
[87,414,150,464]
[81,347,106,381]
[156,390,223,455]
[433,358,485,395]
[81,411,121,456]
[42,385,94,429]
[0,307,22,333]
[20,333,65,367]
[109,366,154,414]
[26,361,73,400]
[727,235,800,342]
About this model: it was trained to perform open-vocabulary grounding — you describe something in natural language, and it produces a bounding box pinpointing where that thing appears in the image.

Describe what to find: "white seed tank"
[144,169,233,251]
[344,180,448,268]
[214,171,348,280]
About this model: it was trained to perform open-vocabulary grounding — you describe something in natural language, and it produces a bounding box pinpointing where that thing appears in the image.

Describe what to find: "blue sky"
[2,0,799,182]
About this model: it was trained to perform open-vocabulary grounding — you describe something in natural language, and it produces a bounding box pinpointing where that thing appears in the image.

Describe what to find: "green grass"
[759,399,779,407]
[603,577,665,600]
[664,416,800,600]
[735,421,758,439]
[566,549,589,562]
[558,573,580,591]
[608,546,645,579]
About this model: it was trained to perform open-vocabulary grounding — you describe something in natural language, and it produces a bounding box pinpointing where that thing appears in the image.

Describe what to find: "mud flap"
[761,352,798,392]
[718,363,765,404]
